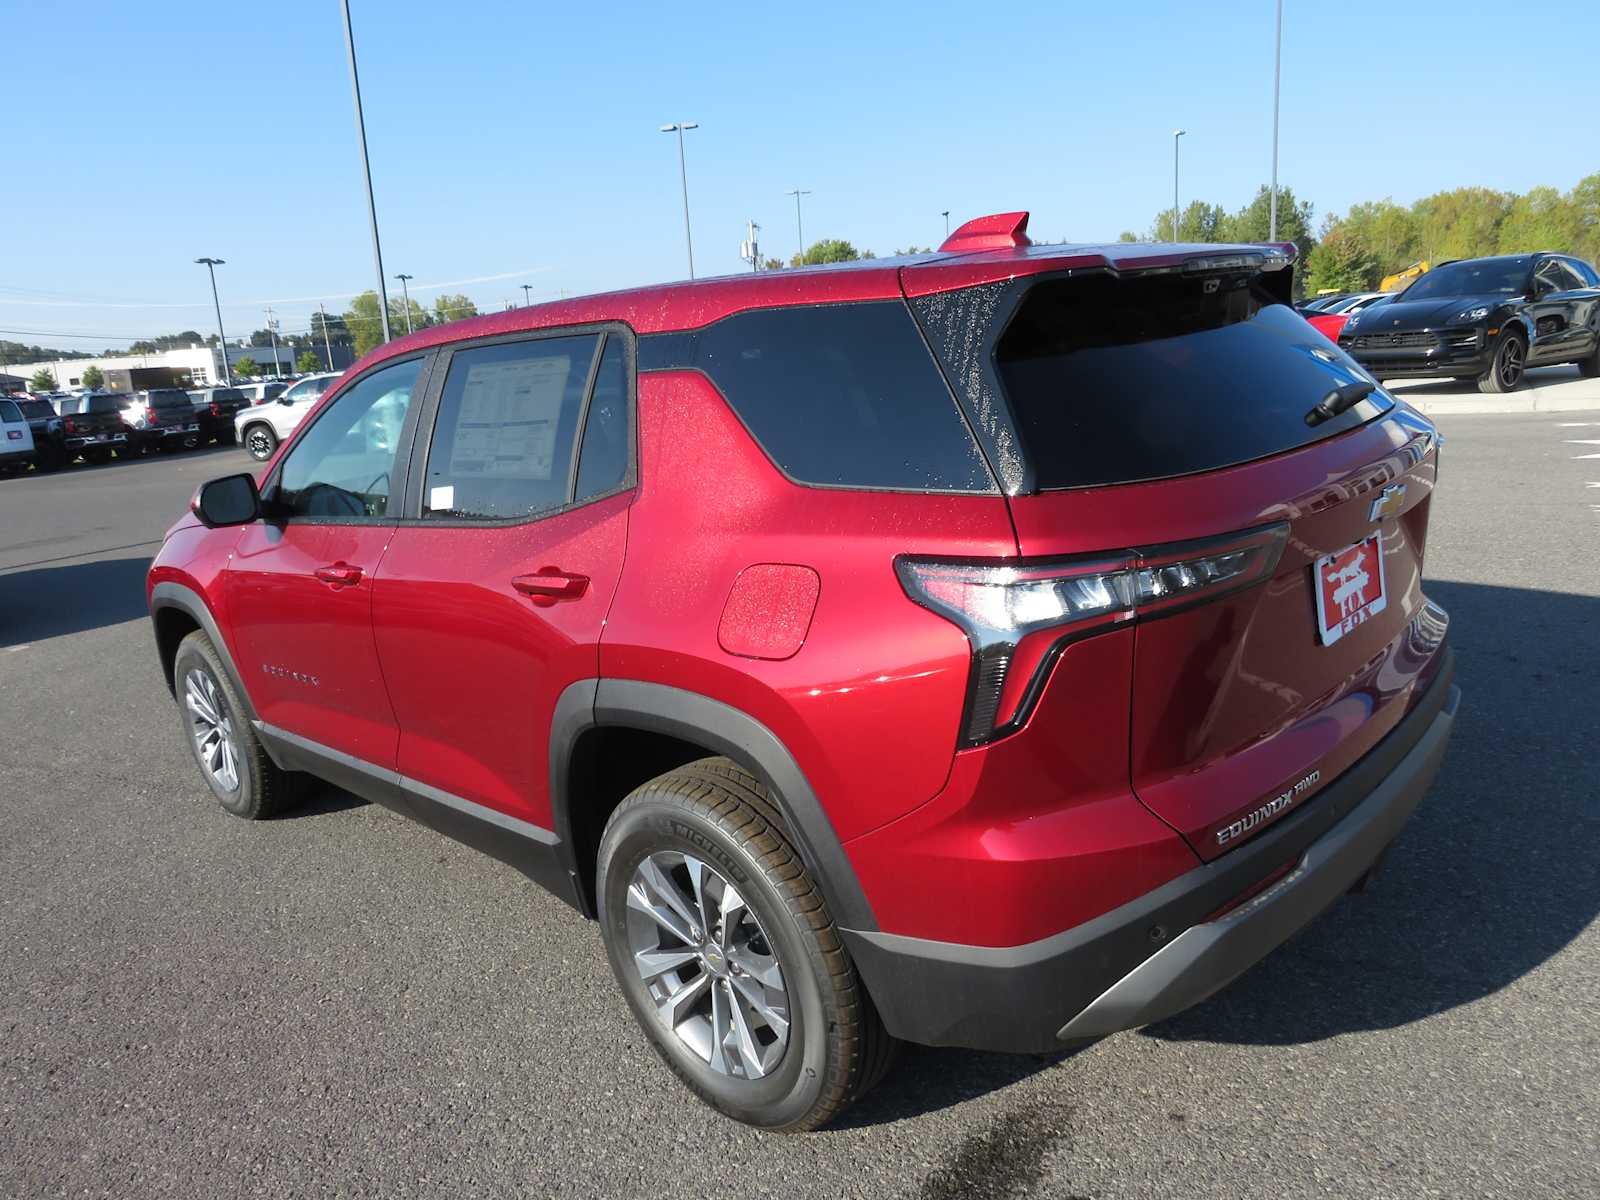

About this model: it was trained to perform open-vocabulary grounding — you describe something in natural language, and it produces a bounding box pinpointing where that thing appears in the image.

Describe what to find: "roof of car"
[353,210,1296,377]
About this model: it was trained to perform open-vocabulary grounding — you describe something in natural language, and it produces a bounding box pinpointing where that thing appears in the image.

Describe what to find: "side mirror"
[277,396,295,405]
[193,472,262,527]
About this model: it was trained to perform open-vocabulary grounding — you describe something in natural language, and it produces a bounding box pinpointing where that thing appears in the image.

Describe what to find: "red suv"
[148,212,1459,1131]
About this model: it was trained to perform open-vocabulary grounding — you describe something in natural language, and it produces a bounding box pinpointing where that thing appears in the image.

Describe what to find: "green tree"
[234,355,259,378]
[80,365,105,389]
[1305,223,1381,294]
[296,350,322,373]
[309,309,349,350]
[762,257,786,270]
[1157,200,1229,243]
[1410,187,1513,263]
[797,239,862,265]
[1219,185,1315,263]
[343,291,389,356]
[1497,185,1581,255]
[1117,230,1140,242]
[1570,173,1600,265]
[433,293,479,323]
[892,245,932,256]
[30,368,56,390]
[1337,199,1418,278]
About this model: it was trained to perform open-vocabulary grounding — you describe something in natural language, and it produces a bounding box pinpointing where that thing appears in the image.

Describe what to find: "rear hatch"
[146,389,199,430]
[912,255,1447,861]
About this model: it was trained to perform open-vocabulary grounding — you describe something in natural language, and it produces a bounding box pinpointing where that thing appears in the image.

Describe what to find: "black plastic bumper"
[1342,346,1491,380]
[841,651,1459,1054]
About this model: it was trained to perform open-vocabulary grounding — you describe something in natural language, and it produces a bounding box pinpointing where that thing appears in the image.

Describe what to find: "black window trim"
[396,320,639,528]
[259,349,439,527]
[638,299,1002,498]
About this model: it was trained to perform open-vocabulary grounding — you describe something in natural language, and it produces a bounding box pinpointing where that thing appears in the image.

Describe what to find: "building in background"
[17,342,354,390]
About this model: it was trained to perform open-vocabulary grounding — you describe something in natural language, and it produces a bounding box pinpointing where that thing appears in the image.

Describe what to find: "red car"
[148,213,1458,1131]
[1308,311,1351,343]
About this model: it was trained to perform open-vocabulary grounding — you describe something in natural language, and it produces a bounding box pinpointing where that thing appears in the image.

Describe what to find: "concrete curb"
[1385,367,1600,416]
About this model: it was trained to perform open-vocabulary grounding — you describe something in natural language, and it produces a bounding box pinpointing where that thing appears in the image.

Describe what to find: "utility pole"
[194,257,232,385]
[521,284,533,307]
[264,305,283,376]
[741,219,762,272]
[1269,0,1283,241]
[660,121,699,278]
[394,273,414,334]
[786,188,812,263]
[1172,129,1186,243]
[942,210,950,241]
[340,0,391,344]
[318,302,335,370]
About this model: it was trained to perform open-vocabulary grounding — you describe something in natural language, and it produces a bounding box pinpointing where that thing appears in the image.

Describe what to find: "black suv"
[188,387,250,445]
[1339,253,1600,392]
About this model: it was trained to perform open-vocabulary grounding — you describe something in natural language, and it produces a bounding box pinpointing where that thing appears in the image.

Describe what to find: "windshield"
[1403,258,1530,300]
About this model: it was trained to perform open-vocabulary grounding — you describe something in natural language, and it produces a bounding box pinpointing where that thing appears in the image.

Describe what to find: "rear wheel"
[596,758,894,1131]
[1477,330,1526,393]
[171,631,302,819]
[84,448,112,466]
[1579,339,1600,378]
[243,423,278,461]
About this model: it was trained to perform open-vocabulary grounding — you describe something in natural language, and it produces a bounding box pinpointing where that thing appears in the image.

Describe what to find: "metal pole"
[660,123,697,279]
[196,258,231,385]
[1269,0,1282,241]
[319,302,334,370]
[942,210,950,240]
[787,188,811,262]
[1172,130,1186,243]
[341,0,391,344]
[521,284,533,307]
[395,273,414,334]
[264,305,282,376]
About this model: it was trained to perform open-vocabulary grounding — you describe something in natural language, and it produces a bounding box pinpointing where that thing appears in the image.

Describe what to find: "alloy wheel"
[246,429,273,459]
[624,850,790,1080]
[184,667,239,792]
[1499,338,1524,388]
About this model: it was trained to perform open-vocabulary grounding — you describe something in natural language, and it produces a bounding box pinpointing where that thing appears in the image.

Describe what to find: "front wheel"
[1478,331,1526,393]
[242,423,278,461]
[1579,338,1600,378]
[596,758,894,1131]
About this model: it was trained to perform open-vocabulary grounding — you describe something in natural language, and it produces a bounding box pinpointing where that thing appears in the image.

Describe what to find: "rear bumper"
[842,649,1459,1054]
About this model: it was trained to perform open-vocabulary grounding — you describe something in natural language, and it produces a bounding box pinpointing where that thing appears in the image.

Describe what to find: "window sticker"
[447,356,570,478]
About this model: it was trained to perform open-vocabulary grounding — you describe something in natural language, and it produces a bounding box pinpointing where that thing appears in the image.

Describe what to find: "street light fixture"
[394,273,414,334]
[521,284,533,307]
[660,121,699,278]
[786,188,812,263]
[1172,129,1186,243]
[194,257,231,385]
[942,210,950,240]
[341,0,392,345]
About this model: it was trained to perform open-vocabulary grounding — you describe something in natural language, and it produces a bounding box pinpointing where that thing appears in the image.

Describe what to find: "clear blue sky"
[6,0,1599,351]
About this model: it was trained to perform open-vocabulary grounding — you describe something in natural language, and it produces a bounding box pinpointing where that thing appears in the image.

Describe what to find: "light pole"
[942,210,950,240]
[194,257,232,385]
[521,284,533,307]
[1172,129,1186,243]
[264,305,283,376]
[394,273,414,334]
[318,302,335,370]
[659,121,699,278]
[1269,0,1283,240]
[340,0,391,345]
[787,188,812,263]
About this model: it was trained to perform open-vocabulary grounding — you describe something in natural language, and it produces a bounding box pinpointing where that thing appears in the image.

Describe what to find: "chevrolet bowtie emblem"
[1369,483,1407,521]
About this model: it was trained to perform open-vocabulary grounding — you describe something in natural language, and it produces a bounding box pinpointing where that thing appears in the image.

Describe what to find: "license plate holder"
[1314,534,1386,646]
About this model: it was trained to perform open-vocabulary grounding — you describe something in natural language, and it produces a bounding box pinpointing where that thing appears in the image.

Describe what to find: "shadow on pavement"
[1386,364,1581,398]
[1144,578,1600,1045]
[0,555,153,646]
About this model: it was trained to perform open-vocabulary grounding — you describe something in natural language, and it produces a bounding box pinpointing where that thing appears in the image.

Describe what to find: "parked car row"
[0,374,342,474]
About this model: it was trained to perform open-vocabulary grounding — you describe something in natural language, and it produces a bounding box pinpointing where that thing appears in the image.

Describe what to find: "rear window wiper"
[1305,380,1376,427]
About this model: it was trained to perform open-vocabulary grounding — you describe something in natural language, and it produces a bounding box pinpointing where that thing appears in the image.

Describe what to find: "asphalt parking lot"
[2,388,1598,1198]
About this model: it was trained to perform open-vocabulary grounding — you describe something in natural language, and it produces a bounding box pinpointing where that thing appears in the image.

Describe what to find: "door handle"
[512,568,589,606]
[314,562,364,587]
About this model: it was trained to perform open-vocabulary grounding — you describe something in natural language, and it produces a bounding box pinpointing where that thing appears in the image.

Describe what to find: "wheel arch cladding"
[549,678,877,930]
[148,582,258,726]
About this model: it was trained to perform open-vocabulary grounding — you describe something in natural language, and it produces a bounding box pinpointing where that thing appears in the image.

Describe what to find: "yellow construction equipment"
[1380,261,1432,292]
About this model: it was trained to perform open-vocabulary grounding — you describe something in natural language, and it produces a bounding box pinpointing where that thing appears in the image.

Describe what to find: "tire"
[219,426,238,446]
[596,757,894,1132]
[171,631,303,819]
[84,448,112,466]
[1579,340,1600,378]
[1477,330,1526,393]
[242,423,277,462]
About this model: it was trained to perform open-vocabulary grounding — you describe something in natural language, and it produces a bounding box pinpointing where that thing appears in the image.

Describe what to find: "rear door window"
[420,334,600,520]
[991,272,1392,489]
[0,399,20,423]
[692,301,994,492]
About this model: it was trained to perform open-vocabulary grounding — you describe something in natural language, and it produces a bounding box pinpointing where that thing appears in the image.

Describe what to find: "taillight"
[144,407,156,425]
[64,416,78,434]
[210,402,222,417]
[896,523,1289,746]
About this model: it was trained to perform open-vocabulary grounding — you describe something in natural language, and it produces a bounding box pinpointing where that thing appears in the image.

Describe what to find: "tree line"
[1121,175,1600,294]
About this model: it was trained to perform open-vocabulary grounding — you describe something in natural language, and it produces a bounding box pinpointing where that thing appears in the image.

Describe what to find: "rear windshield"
[214,389,246,403]
[994,273,1392,489]
[17,400,52,418]
[148,389,192,407]
[86,394,130,413]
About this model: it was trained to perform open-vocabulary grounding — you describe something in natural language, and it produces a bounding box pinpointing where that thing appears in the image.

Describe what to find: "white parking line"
[1556,421,1600,427]
[1565,439,1600,445]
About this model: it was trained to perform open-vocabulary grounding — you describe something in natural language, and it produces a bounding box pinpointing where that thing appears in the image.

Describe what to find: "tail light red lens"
[64,416,78,434]
[210,402,222,417]
[896,523,1289,746]
[144,407,156,425]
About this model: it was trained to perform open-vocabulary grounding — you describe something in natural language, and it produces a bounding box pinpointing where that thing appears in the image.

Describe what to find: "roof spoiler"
[939,211,1032,253]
